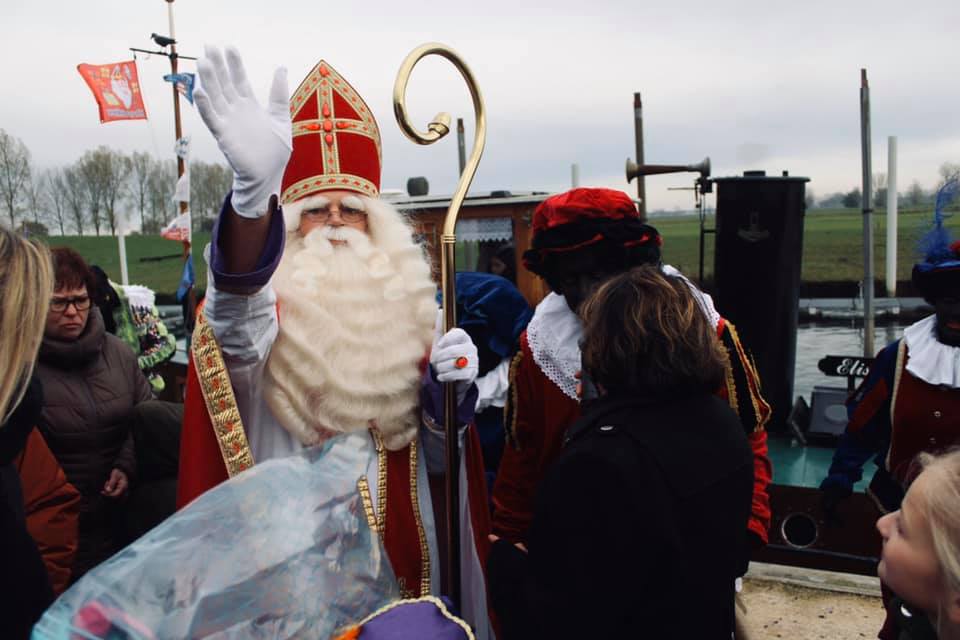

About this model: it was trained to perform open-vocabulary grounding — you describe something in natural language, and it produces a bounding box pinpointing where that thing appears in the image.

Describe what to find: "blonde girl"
[877,449,960,639]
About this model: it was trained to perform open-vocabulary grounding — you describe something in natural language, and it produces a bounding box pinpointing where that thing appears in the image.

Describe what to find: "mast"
[860,69,875,357]
[634,92,646,219]
[129,1,198,331]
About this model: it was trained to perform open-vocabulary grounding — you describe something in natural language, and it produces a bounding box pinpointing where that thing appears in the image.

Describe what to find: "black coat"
[488,392,754,640]
[0,378,55,639]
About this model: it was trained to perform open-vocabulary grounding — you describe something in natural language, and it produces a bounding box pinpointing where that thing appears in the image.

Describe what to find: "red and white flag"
[160,211,191,243]
[77,61,148,123]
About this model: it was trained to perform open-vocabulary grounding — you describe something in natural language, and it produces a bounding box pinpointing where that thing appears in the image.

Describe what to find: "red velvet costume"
[491,187,772,546]
[492,321,773,545]
[177,58,495,637]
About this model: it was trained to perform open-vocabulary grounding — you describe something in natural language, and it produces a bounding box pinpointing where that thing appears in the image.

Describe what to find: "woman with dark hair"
[35,247,153,579]
[488,265,754,639]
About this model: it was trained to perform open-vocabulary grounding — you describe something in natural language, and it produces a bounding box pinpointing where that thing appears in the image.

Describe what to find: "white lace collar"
[662,264,721,330]
[904,315,960,388]
[526,292,582,401]
[525,266,720,401]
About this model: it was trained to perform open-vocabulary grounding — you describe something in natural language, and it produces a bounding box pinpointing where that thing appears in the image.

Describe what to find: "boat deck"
[768,435,874,490]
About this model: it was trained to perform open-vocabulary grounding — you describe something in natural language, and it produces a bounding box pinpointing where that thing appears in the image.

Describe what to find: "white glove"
[431,328,479,386]
[194,45,292,218]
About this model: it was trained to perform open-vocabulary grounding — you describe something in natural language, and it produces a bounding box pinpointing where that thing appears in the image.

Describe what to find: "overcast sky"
[3,0,959,211]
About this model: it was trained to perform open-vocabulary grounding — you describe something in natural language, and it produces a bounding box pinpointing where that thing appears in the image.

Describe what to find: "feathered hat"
[913,176,960,303]
[279,60,381,231]
[522,187,662,278]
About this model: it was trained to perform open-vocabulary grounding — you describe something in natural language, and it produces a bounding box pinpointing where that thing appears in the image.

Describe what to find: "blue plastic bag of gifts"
[31,434,400,639]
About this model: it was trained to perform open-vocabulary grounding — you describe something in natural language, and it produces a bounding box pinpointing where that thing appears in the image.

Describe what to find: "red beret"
[531,188,639,234]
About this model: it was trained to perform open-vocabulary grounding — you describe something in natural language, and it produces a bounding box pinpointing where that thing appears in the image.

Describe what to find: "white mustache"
[316,225,373,258]
[322,226,350,242]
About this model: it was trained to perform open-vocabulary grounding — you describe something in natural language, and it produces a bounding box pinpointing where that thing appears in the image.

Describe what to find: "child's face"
[876,472,943,612]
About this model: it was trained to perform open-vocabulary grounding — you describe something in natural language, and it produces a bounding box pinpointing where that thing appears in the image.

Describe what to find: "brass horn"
[625,156,711,182]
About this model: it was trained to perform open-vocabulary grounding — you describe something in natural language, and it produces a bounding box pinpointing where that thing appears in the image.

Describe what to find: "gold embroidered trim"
[347,595,476,640]
[408,439,431,596]
[371,429,388,536]
[726,322,770,431]
[722,355,739,415]
[191,310,254,477]
[363,431,430,596]
[885,340,908,471]
[289,61,381,159]
[286,59,382,199]
[281,173,378,203]
[505,349,524,450]
[357,476,379,533]
[293,119,378,143]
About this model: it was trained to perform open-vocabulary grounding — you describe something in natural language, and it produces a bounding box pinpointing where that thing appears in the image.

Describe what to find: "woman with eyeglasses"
[35,247,153,580]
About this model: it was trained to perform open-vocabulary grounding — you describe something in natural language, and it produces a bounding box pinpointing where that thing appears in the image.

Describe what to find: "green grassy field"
[45,233,211,302]
[653,206,934,284]
[44,206,941,299]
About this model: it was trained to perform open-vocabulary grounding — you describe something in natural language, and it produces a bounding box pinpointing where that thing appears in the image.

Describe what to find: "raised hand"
[194,46,292,218]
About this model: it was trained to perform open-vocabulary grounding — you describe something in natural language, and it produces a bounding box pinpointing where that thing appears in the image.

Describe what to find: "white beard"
[265,198,437,450]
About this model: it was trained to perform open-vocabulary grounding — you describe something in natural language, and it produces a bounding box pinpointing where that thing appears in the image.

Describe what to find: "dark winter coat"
[488,392,754,640]
[35,308,153,578]
[15,426,81,594]
[892,596,938,640]
[1,377,55,639]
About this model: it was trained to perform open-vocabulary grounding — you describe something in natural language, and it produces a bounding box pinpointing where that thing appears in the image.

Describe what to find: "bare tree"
[78,149,106,235]
[75,146,132,235]
[24,165,46,225]
[873,172,888,209]
[939,162,960,189]
[146,159,177,233]
[63,164,87,236]
[44,168,69,236]
[190,160,232,230]
[99,149,131,235]
[128,151,153,232]
[907,181,926,208]
[0,129,32,227]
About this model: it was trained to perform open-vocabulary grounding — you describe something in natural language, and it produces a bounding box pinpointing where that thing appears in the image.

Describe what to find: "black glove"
[821,484,852,525]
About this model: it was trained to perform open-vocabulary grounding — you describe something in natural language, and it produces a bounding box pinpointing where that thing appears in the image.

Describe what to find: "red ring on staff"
[455,357,469,370]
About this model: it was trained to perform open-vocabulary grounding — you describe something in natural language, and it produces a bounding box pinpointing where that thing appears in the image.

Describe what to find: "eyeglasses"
[302,206,368,223]
[50,295,91,314]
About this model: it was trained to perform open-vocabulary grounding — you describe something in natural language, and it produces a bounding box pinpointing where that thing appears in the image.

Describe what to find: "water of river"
[793,321,907,402]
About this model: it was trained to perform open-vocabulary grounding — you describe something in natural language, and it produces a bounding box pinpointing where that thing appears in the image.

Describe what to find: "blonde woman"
[877,449,960,639]
[0,226,56,638]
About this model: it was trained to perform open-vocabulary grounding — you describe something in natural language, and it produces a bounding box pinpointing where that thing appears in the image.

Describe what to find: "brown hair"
[50,246,95,294]
[579,265,728,396]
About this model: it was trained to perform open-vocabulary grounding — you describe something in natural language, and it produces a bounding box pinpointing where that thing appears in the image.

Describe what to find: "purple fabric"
[421,368,478,427]
[209,192,286,290]
[359,600,470,639]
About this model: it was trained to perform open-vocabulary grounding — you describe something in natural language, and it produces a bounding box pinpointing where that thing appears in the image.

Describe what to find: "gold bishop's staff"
[393,43,486,610]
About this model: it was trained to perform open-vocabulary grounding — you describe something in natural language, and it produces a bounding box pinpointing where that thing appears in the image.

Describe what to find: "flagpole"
[118,233,129,285]
[160,1,195,333]
[166,0,187,217]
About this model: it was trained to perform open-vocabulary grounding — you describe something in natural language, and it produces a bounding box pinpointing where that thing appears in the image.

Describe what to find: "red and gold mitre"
[280,60,381,207]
